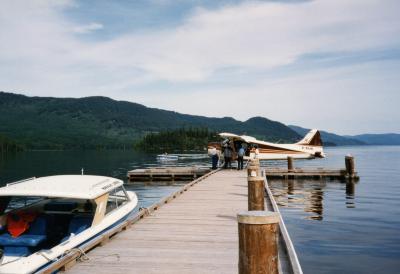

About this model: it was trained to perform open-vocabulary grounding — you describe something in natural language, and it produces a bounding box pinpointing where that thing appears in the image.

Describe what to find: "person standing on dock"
[209,146,219,169]
[252,145,259,159]
[223,145,232,169]
[237,145,245,170]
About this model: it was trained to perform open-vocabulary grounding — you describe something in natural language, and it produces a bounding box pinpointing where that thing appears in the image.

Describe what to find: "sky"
[0,0,399,135]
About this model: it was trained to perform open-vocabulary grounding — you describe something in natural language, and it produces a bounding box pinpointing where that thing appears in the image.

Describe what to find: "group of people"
[221,145,245,170]
[209,142,250,170]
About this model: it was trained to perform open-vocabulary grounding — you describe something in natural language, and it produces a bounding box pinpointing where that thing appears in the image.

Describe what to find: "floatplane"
[209,129,325,160]
[0,175,138,274]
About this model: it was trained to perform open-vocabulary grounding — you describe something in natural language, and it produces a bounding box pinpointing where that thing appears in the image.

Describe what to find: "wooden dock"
[36,156,359,274]
[127,166,210,181]
[42,169,301,274]
[264,167,358,180]
[264,155,359,181]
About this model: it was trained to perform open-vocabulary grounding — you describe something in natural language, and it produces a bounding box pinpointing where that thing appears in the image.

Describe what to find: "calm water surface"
[266,146,400,274]
[0,146,399,273]
[0,150,208,208]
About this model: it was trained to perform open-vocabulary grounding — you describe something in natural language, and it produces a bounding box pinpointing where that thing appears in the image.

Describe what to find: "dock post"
[247,176,265,211]
[247,160,260,177]
[238,211,280,274]
[345,155,355,177]
[287,156,294,172]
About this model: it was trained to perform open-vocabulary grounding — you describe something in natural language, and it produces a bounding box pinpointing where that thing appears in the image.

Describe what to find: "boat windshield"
[106,186,129,214]
[0,196,46,214]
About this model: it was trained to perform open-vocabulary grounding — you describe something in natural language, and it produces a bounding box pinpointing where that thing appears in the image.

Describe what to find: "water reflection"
[306,186,324,220]
[269,179,356,220]
[345,181,355,208]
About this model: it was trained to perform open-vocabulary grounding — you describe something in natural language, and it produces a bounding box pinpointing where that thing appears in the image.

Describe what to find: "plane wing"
[219,132,241,139]
[219,133,257,143]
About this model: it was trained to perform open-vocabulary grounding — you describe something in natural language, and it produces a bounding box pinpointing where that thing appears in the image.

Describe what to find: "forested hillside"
[135,128,219,152]
[0,92,300,149]
[0,134,21,153]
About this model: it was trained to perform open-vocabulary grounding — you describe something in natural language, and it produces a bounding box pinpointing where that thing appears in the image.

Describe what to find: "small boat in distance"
[156,153,179,161]
[209,129,325,160]
[0,175,138,274]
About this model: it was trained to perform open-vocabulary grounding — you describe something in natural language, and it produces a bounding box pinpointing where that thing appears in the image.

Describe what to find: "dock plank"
[127,167,210,181]
[265,167,359,181]
[65,170,300,274]
[68,170,247,274]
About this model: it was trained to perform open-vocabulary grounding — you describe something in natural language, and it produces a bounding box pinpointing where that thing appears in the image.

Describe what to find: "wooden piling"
[247,160,260,177]
[247,162,254,177]
[247,176,265,211]
[287,156,294,172]
[238,211,280,274]
[345,155,355,177]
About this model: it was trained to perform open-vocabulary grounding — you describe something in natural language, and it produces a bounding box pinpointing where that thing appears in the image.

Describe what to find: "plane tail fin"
[296,129,323,146]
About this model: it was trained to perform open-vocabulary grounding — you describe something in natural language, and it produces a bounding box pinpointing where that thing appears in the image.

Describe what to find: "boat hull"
[0,192,138,274]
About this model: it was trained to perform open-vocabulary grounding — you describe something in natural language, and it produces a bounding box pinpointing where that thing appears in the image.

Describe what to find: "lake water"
[0,150,209,208]
[0,146,399,273]
[267,146,400,274]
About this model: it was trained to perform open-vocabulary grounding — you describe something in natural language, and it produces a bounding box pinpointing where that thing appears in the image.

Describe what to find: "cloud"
[84,0,399,81]
[1,0,399,83]
[0,0,399,133]
[72,22,103,34]
[131,58,400,134]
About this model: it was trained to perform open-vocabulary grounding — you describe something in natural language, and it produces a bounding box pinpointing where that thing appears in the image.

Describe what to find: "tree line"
[0,134,22,153]
[135,128,220,152]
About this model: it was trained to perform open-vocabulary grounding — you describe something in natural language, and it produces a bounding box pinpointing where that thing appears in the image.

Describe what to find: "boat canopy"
[0,175,123,200]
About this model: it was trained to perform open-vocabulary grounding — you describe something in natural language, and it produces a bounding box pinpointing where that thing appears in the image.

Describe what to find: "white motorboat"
[0,175,138,274]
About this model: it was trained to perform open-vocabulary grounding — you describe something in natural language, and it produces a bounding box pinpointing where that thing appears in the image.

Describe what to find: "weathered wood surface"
[68,170,247,274]
[247,161,260,177]
[265,155,360,181]
[238,211,280,274]
[265,168,359,180]
[247,176,265,211]
[128,166,210,181]
[67,170,299,274]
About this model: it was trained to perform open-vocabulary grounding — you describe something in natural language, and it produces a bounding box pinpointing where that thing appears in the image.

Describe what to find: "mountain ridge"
[290,125,400,146]
[348,133,400,145]
[2,92,397,149]
[289,125,366,146]
[0,91,300,149]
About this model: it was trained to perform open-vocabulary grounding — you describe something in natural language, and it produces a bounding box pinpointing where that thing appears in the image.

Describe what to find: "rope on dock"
[70,248,90,262]
[139,206,152,216]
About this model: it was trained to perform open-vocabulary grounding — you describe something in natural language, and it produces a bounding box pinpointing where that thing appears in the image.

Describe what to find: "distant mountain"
[349,133,400,145]
[0,92,300,149]
[289,125,366,146]
[240,117,301,142]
